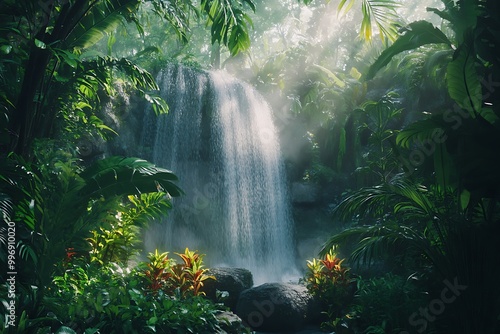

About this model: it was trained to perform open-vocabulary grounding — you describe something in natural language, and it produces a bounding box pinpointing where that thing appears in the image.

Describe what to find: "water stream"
[140,65,298,284]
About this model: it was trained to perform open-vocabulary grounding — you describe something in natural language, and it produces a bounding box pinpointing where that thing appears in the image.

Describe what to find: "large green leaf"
[433,142,455,192]
[66,0,141,51]
[396,115,445,149]
[79,156,183,199]
[311,64,345,88]
[446,40,482,118]
[365,21,452,80]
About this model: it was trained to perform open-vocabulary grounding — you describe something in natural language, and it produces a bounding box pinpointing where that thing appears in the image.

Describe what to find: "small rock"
[216,311,251,334]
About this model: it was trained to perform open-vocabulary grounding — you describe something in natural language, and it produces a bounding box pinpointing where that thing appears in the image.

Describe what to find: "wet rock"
[291,182,319,204]
[216,311,251,334]
[204,267,254,310]
[235,283,320,332]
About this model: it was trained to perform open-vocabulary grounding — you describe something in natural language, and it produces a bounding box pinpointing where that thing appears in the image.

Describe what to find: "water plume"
[141,64,298,284]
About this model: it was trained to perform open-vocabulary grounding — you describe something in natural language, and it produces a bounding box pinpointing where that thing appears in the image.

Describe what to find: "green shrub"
[302,249,356,332]
[48,261,225,333]
[351,273,429,334]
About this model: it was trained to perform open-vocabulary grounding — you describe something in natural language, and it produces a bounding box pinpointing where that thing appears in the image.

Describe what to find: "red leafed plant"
[175,248,213,297]
[138,248,213,298]
[62,247,78,267]
[303,249,355,320]
[139,249,174,295]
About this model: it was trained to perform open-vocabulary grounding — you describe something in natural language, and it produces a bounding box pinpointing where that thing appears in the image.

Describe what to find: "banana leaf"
[365,20,452,80]
[446,37,482,118]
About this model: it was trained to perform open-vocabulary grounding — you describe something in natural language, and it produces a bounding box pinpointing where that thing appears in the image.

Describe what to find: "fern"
[125,192,173,227]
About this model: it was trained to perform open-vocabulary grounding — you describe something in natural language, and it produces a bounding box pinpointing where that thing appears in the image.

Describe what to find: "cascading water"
[140,65,297,284]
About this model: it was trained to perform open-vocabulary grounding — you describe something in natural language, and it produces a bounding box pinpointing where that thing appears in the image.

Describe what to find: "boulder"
[204,267,254,310]
[235,283,320,332]
[216,311,251,334]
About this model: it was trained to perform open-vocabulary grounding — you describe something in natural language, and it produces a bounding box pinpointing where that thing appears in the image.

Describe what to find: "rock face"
[204,267,254,310]
[291,182,319,204]
[235,283,319,332]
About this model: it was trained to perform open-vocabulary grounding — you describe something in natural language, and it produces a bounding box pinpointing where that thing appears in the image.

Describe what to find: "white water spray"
[141,65,298,284]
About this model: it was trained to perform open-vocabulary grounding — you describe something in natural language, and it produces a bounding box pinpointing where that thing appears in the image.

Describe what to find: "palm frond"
[389,177,434,216]
[333,174,435,222]
[201,0,255,55]
[321,224,424,262]
[0,193,13,247]
[338,0,401,43]
[320,223,447,270]
[361,0,401,43]
[95,56,168,115]
[66,0,141,51]
[125,192,173,227]
[0,193,13,223]
[79,156,183,199]
[320,226,372,256]
[333,185,392,222]
[18,240,38,265]
[338,0,356,16]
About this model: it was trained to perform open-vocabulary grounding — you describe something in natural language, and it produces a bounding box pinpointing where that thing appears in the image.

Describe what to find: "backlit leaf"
[446,40,482,117]
[34,38,46,49]
[366,21,452,80]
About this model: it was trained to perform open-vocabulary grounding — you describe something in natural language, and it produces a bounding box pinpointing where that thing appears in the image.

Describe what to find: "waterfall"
[140,65,297,284]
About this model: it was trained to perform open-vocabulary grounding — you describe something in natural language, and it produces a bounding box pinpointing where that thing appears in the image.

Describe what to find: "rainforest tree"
[0,0,256,331]
[0,0,256,157]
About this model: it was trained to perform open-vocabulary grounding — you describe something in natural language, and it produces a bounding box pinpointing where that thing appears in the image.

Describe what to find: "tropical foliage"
[137,248,213,298]
[303,249,355,331]
[32,247,218,333]
[45,261,225,333]
[350,273,428,333]
[0,0,256,157]
[0,147,182,328]
[1,0,499,332]
[322,0,500,333]
[0,0,255,332]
